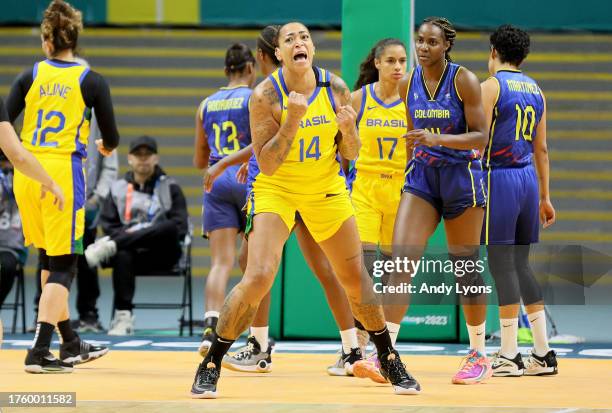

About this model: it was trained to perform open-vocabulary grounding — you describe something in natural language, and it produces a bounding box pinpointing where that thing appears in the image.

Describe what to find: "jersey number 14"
[299,136,321,161]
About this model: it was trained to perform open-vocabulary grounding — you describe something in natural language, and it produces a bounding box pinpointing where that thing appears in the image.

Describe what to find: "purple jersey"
[201,86,252,165]
[407,62,479,167]
[484,70,544,168]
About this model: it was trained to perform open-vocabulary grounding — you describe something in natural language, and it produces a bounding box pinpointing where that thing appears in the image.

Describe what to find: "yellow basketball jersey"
[253,67,346,195]
[21,60,90,159]
[354,82,407,176]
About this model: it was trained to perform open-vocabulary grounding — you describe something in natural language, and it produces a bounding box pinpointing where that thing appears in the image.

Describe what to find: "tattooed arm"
[331,74,360,160]
[251,79,305,176]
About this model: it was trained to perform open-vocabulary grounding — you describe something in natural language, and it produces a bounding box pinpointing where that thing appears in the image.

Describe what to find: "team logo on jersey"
[414,92,418,100]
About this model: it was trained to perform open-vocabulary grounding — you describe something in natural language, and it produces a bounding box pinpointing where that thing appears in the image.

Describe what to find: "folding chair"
[130,232,194,336]
[0,262,26,334]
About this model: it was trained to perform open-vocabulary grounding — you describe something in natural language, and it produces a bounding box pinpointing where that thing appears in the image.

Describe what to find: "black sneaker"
[327,347,363,376]
[379,350,421,395]
[222,336,274,373]
[492,352,525,377]
[25,348,74,374]
[60,336,109,365]
[191,360,220,399]
[525,350,558,376]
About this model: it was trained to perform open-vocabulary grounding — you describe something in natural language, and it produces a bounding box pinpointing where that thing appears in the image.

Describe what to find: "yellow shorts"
[246,188,354,243]
[351,171,403,250]
[13,156,85,256]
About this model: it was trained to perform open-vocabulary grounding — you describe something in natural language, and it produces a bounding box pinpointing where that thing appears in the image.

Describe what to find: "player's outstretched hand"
[236,162,249,184]
[540,199,556,229]
[95,139,114,157]
[203,162,226,193]
[403,129,438,148]
[41,181,65,211]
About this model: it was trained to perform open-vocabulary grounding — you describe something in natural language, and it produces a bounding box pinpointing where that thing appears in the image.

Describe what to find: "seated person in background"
[85,136,189,335]
[0,150,28,308]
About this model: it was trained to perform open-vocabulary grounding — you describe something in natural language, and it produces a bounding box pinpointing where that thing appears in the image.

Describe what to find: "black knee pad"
[451,252,487,298]
[487,245,521,306]
[514,247,543,305]
[46,254,78,289]
[39,249,50,271]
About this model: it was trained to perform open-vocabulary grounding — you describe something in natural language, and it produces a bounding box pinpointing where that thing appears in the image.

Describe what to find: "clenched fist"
[286,91,309,122]
[335,105,357,135]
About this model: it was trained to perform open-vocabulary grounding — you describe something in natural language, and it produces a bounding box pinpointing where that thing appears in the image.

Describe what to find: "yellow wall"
[108,0,199,25]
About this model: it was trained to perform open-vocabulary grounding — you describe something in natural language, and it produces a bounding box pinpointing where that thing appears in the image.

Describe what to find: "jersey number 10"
[514,104,536,141]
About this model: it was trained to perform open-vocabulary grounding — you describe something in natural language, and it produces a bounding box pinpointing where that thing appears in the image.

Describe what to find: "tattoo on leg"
[216,285,259,339]
[349,302,385,332]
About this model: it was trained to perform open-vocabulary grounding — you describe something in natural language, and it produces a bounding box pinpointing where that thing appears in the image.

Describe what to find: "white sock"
[0,319,3,349]
[499,318,518,358]
[250,326,269,350]
[467,321,486,355]
[528,310,550,356]
[339,328,359,353]
[386,322,401,346]
[204,311,219,320]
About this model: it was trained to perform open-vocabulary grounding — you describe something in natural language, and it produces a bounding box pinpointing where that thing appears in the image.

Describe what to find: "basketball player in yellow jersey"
[191,22,420,398]
[0,97,65,349]
[345,39,408,380]
[6,0,119,373]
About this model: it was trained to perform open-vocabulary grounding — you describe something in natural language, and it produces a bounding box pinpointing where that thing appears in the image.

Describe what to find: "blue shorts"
[482,164,539,245]
[202,164,247,236]
[403,159,487,219]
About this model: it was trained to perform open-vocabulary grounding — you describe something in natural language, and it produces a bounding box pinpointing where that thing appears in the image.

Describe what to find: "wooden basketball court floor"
[1,349,611,412]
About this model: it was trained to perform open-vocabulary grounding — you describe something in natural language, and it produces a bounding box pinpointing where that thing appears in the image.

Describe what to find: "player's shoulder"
[251,77,281,107]
[453,64,478,84]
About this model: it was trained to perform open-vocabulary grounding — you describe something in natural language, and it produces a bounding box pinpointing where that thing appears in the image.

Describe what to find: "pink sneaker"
[353,353,388,384]
[452,349,492,385]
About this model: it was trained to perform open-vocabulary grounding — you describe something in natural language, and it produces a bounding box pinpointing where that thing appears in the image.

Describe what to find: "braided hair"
[225,43,255,75]
[354,38,406,90]
[422,17,456,62]
[257,25,281,67]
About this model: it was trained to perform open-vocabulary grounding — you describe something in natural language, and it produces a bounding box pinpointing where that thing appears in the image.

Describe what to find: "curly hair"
[40,0,82,56]
[257,25,281,67]
[490,25,530,66]
[422,17,456,62]
[225,43,255,75]
[354,38,406,90]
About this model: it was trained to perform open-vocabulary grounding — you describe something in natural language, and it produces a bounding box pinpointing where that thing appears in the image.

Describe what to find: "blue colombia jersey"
[407,62,479,166]
[484,69,544,168]
[201,85,252,165]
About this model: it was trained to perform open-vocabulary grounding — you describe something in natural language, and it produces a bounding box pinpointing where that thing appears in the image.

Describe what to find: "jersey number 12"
[32,110,64,147]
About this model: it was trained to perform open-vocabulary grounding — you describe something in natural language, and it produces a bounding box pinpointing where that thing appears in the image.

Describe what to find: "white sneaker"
[85,236,117,268]
[108,310,135,336]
